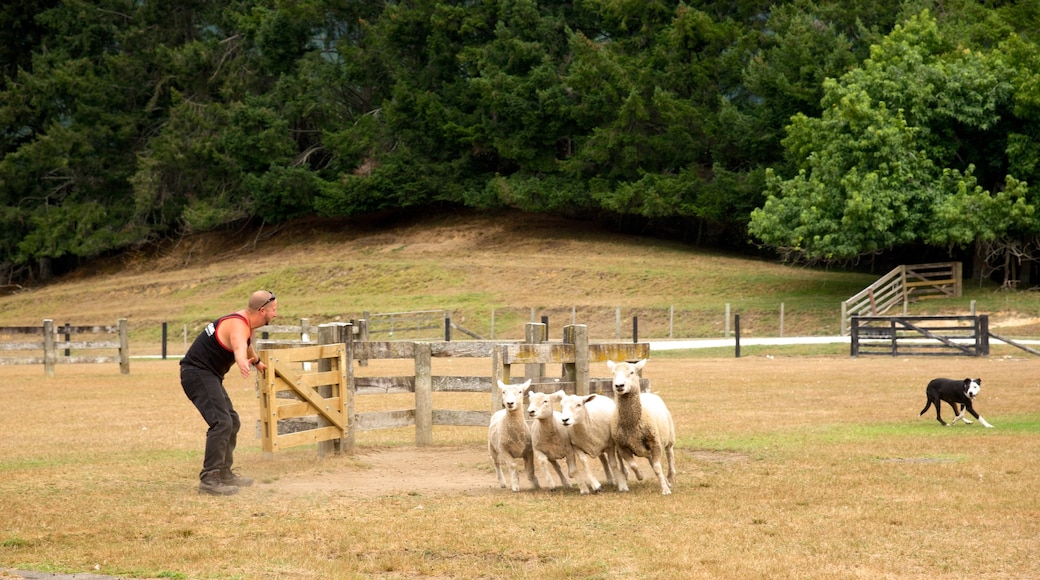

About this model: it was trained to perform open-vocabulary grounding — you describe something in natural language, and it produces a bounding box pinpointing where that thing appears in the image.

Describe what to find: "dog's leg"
[952,402,972,425]
[934,400,948,426]
[964,402,993,428]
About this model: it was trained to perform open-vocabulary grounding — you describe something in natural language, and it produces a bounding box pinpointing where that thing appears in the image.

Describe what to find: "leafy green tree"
[749,11,1031,270]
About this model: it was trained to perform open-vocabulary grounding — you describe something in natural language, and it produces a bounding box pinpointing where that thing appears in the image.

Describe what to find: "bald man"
[180,290,278,495]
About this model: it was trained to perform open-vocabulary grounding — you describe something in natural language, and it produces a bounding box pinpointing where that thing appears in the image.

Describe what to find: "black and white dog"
[919,378,993,428]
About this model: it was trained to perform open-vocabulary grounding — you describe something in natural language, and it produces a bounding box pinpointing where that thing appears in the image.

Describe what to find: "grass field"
[1,354,1039,579]
[2,210,1040,578]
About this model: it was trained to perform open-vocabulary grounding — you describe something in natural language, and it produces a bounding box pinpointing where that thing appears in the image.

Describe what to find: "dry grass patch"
[1,356,1039,578]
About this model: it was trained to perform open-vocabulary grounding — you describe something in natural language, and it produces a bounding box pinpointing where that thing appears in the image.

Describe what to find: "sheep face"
[607,359,647,396]
[498,379,531,411]
[559,393,598,427]
[527,391,553,420]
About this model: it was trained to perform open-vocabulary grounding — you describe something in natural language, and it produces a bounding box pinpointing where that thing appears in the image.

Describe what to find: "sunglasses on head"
[260,292,275,309]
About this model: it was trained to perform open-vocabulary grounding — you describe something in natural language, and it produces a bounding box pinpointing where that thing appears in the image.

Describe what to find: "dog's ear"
[974,378,982,386]
[962,378,972,389]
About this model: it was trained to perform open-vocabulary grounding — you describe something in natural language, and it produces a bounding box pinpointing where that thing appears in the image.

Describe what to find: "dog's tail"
[919,400,932,417]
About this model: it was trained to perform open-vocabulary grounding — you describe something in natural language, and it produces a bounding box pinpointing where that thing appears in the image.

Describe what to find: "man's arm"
[225,318,254,378]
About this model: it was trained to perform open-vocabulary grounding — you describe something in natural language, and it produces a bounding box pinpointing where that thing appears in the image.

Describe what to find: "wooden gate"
[850,315,989,356]
[257,344,349,456]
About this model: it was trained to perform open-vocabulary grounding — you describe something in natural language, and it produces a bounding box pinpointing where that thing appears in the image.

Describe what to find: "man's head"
[249,290,278,324]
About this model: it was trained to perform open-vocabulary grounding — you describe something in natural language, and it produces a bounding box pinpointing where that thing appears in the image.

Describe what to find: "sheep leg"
[665,443,676,486]
[573,452,600,494]
[490,449,508,489]
[533,451,557,490]
[523,447,541,490]
[614,447,633,492]
[507,456,521,492]
[549,459,569,489]
[648,449,671,495]
[598,453,614,487]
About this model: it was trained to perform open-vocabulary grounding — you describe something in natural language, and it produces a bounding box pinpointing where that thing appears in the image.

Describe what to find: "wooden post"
[344,323,356,452]
[978,315,990,357]
[356,317,369,367]
[414,342,433,446]
[850,317,860,357]
[43,319,55,377]
[258,349,276,459]
[563,325,590,396]
[318,322,353,455]
[317,324,336,457]
[118,318,130,374]
[491,345,508,411]
[734,314,741,358]
[524,322,545,383]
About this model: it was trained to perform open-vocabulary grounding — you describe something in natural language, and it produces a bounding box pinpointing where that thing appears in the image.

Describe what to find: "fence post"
[161,322,168,360]
[525,323,546,382]
[978,315,990,357]
[344,322,357,451]
[319,322,354,454]
[414,342,433,446]
[491,345,508,411]
[734,314,741,358]
[444,316,451,341]
[63,322,71,357]
[850,317,860,357]
[43,319,55,377]
[632,316,638,343]
[563,325,589,396]
[841,301,848,336]
[317,324,336,457]
[118,318,130,374]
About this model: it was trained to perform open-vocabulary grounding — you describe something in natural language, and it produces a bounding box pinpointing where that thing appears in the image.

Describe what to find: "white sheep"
[526,390,576,491]
[558,392,626,493]
[487,379,540,492]
[608,359,676,495]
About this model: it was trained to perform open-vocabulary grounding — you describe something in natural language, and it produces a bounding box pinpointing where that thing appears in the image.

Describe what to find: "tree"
[748,10,1031,273]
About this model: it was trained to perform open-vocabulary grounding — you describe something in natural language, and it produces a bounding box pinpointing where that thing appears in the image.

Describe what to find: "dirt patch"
[265,445,750,497]
[268,446,500,496]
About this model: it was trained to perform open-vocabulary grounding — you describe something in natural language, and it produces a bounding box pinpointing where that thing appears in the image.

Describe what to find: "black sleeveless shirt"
[180,313,251,376]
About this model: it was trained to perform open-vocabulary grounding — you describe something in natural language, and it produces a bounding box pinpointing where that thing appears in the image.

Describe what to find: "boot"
[198,472,239,496]
[220,468,254,488]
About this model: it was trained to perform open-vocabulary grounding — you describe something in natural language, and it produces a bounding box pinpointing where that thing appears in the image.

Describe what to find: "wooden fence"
[841,262,962,335]
[850,315,989,357]
[0,318,129,376]
[256,322,649,455]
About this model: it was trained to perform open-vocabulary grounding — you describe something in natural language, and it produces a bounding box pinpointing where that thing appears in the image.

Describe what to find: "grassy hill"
[1,210,1038,347]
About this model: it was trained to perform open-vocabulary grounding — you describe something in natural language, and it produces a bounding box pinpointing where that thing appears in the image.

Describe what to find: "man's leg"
[181,366,239,495]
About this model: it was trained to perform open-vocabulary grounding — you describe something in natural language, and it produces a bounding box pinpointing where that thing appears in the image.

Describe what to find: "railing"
[841,262,961,335]
[850,315,986,357]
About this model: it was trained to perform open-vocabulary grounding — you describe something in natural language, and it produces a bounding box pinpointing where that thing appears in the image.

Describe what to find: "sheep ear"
[520,379,532,391]
[607,360,617,371]
[583,394,598,403]
[497,380,508,389]
[550,390,565,401]
[634,359,647,370]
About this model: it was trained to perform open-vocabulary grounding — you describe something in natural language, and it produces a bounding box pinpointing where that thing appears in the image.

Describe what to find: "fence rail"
[0,318,130,375]
[850,315,988,357]
[256,322,649,455]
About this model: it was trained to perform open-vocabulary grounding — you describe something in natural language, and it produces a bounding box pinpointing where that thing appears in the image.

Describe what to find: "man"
[180,290,278,495]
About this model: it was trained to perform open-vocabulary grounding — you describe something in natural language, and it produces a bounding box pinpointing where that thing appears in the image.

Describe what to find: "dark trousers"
[180,365,241,480]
